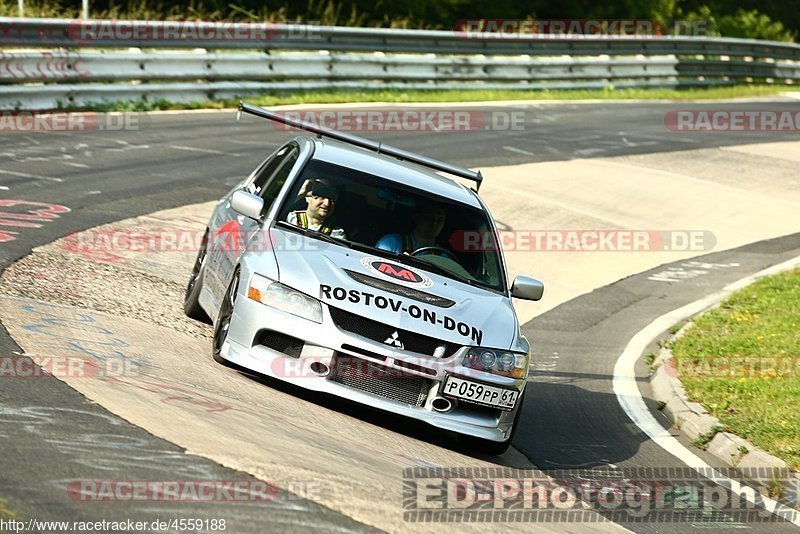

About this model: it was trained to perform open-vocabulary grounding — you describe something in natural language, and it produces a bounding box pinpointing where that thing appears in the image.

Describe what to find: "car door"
[205,142,300,308]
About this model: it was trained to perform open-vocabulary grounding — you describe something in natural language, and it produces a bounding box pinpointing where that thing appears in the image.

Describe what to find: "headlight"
[247,274,322,323]
[463,348,528,379]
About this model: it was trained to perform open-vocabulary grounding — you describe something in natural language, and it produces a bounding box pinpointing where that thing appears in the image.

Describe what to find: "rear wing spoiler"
[237,101,483,191]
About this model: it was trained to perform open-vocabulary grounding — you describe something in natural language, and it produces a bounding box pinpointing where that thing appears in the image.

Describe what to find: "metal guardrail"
[1,17,799,109]
[4,18,800,57]
[0,50,684,83]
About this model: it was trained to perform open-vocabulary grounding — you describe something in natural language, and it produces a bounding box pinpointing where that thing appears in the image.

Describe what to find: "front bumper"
[221,294,525,442]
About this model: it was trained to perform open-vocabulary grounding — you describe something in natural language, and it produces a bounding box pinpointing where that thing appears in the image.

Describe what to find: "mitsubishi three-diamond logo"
[384,330,404,350]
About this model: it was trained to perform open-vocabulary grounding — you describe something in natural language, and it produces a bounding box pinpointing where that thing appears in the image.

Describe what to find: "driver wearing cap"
[287,179,347,240]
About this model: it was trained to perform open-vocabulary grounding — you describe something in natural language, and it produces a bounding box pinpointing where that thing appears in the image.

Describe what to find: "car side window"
[247,143,296,196]
[260,148,298,217]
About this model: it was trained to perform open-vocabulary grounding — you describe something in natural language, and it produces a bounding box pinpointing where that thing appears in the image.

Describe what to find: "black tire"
[460,390,525,455]
[184,228,211,324]
[212,270,240,364]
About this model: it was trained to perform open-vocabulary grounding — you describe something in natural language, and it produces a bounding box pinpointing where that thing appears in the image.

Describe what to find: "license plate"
[442,376,519,410]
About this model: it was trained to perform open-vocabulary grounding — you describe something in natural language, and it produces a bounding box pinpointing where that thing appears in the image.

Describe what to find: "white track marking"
[503,146,535,156]
[614,254,800,526]
[227,139,270,146]
[0,150,89,168]
[618,133,659,148]
[169,145,241,157]
[0,169,63,183]
[573,148,606,156]
[98,140,150,153]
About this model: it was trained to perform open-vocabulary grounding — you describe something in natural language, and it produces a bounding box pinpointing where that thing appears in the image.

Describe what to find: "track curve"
[2,100,800,532]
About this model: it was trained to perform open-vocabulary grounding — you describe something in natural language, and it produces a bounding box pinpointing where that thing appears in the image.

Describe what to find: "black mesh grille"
[328,355,429,407]
[328,306,459,357]
[255,330,303,357]
[344,269,455,308]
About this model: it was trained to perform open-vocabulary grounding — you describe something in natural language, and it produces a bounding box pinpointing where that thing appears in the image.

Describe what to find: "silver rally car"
[184,102,544,454]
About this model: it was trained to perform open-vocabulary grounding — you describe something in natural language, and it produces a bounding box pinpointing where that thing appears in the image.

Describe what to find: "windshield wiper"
[275,220,353,247]
[389,252,482,287]
[348,243,483,288]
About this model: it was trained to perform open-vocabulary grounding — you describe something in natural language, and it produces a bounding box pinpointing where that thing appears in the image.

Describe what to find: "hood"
[268,227,517,349]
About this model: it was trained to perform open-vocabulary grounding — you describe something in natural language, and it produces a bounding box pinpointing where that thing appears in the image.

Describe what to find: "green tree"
[679,0,800,38]
[717,8,795,41]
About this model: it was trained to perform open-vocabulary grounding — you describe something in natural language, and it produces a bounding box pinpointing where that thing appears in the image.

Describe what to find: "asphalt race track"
[1,100,799,532]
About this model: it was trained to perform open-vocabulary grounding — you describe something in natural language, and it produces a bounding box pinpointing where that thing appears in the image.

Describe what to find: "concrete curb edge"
[648,300,800,504]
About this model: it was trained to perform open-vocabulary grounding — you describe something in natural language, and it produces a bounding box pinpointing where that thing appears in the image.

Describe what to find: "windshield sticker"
[319,284,482,345]
[360,256,433,288]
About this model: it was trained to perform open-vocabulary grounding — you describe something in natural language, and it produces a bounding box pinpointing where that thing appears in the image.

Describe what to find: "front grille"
[328,306,459,357]
[344,269,455,308]
[255,330,303,357]
[328,355,429,407]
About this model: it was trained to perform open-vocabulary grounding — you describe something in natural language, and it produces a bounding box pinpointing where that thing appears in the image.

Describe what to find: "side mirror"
[231,190,264,221]
[510,275,544,301]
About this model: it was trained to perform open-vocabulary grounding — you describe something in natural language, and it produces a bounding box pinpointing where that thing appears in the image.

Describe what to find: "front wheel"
[460,390,525,455]
[212,270,239,365]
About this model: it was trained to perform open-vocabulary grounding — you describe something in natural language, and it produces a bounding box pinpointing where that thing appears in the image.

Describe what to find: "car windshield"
[276,159,507,292]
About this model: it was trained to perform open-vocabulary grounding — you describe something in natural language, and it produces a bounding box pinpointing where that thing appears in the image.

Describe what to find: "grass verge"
[670,268,800,469]
[78,85,795,112]
[0,498,19,519]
